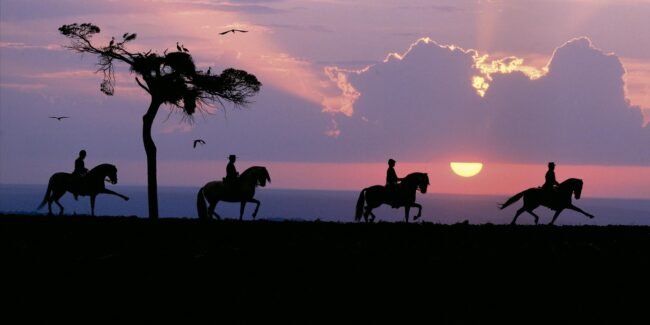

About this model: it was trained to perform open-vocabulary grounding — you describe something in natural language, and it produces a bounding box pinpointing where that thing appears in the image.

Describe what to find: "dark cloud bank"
[321,37,649,165]
[3,37,647,168]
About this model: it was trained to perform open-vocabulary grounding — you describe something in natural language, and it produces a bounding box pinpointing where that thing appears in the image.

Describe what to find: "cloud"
[324,37,650,165]
[0,42,60,50]
[0,0,142,21]
[0,83,47,91]
[256,23,335,33]
[483,38,649,164]
[396,4,462,13]
[180,0,285,14]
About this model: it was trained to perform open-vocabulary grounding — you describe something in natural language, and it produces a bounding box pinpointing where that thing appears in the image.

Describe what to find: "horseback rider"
[224,154,239,188]
[74,150,89,176]
[386,158,402,208]
[542,162,560,202]
[71,149,89,200]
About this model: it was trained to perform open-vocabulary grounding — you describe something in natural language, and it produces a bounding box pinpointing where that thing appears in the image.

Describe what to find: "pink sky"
[0,0,648,199]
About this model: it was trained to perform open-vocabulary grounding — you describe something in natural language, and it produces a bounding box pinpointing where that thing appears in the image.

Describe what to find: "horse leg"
[364,207,373,223]
[209,201,221,220]
[99,188,129,201]
[54,199,64,216]
[239,201,246,221]
[404,206,410,223]
[412,203,423,221]
[249,198,261,220]
[527,210,542,225]
[47,198,54,216]
[361,204,369,223]
[510,207,526,225]
[369,210,378,223]
[549,209,564,225]
[567,204,595,219]
[51,189,66,216]
[90,195,96,217]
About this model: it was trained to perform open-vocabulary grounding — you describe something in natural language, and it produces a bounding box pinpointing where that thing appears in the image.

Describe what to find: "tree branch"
[135,77,151,94]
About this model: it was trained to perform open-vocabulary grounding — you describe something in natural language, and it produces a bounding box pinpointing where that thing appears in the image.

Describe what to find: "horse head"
[572,178,583,199]
[403,172,430,193]
[242,166,271,187]
[257,167,271,187]
[90,163,118,184]
[418,173,430,193]
[560,178,583,200]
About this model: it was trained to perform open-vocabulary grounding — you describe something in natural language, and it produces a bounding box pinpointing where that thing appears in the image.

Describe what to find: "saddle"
[70,173,88,198]
[385,184,401,208]
[539,186,559,207]
[223,177,240,192]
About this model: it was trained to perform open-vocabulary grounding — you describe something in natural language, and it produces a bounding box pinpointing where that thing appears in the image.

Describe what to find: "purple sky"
[0,0,648,198]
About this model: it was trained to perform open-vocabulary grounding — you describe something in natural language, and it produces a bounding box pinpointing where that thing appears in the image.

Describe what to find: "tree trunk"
[143,98,161,219]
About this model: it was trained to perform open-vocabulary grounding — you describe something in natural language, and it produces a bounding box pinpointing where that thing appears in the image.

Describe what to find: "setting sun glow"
[450,162,484,177]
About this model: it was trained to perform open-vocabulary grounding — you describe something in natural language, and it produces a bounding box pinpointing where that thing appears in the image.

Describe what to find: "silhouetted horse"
[499,178,595,225]
[196,166,271,220]
[38,163,129,216]
[355,172,430,223]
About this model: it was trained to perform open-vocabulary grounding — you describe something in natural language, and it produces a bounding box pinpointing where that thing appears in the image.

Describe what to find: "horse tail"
[355,188,366,222]
[196,187,208,220]
[38,177,53,210]
[498,190,526,210]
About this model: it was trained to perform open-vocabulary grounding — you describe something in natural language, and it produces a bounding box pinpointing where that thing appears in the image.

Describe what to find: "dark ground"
[2,214,650,324]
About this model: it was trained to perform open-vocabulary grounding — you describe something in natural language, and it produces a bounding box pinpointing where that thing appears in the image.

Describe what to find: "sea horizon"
[2,183,649,225]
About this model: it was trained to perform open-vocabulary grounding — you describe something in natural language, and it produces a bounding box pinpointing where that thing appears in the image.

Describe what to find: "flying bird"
[49,116,69,121]
[219,29,249,35]
[193,139,206,148]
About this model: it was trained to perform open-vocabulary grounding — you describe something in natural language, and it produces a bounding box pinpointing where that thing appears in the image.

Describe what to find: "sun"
[450,162,483,177]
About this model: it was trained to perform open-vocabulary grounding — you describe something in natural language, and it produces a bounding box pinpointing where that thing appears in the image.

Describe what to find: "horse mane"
[562,178,582,184]
[241,166,271,184]
[558,178,582,189]
[558,178,583,197]
[89,163,116,173]
[403,172,429,184]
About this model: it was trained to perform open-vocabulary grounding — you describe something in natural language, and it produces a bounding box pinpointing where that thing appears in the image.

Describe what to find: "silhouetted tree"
[59,23,261,219]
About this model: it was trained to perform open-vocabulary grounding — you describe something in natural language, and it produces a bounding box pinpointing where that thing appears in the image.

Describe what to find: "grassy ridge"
[3,214,650,323]
[4,214,650,264]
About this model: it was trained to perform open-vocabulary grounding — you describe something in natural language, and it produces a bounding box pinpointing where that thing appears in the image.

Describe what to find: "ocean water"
[1,184,649,225]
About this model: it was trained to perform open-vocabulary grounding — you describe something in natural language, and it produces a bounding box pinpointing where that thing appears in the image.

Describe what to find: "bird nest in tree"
[164,52,196,76]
